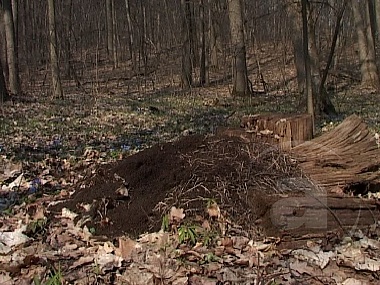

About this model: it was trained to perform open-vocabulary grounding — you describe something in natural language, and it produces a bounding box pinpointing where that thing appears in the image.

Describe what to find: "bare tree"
[124,0,134,64]
[227,0,250,96]
[47,0,63,99]
[2,0,20,95]
[352,0,380,89]
[106,0,113,61]
[181,0,193,88]
[11,0,17,40]
[301,0,314,133]
[0,56,9,103]
[285,1,306,95]
[286,0,337,116]
[199,0,208,86]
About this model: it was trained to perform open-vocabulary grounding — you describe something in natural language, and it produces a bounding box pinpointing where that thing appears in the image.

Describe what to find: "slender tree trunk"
[3,0,20,95]
[375,0,380,43]
[287,0,337,116]
[11,0,17,41]
[209,1,218,68]
[227,0,250,96]
[365,0,378,70]
[111,0,118,68]
[0,56,9,104]
[352,0,380,88]
[320,1,347,96]
[286,1,306,95]
[181,0,193,88]
[47,0,63,99]
[308,16,337,116]
[106,0,114,62]
[124,0,136,71]
[200,0,207,86]
[301,0,314,134]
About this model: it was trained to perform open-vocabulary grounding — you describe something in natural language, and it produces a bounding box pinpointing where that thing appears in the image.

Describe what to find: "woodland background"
[0,0,379,167]
[0,1,380,284]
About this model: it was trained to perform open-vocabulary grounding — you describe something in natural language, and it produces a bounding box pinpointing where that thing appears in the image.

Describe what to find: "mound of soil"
[50,134,308,238]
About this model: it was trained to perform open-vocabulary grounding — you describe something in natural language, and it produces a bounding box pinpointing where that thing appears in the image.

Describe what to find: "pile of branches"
[154,136,310,236]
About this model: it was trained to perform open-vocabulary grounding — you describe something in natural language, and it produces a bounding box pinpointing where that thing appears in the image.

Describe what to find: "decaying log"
[241,113,313,150]
[263,195,380,238]
[292,114,380,193]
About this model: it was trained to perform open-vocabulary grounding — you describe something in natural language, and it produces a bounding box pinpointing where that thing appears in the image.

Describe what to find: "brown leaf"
[118,237,138,261]
[231,236,249,250]
[169,207,185,224]
[221,237,233,247]
[206,202,220,218]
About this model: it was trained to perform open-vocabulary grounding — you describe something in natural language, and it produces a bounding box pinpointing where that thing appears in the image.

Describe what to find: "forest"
[0,0,380,284]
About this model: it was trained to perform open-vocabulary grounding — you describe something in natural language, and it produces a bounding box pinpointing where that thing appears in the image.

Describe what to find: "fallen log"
[263,195,380,238]
[292,114,380,193]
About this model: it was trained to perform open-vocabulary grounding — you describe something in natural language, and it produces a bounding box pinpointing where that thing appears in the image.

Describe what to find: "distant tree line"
[0,0,379,122]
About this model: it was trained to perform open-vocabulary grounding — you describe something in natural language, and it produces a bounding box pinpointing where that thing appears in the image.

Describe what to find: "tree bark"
[106,0,114,62]
[111,0,118,68]
[199,0,207,86]
[47,0,63,99]
[209,0,218,68]
[301,0,314,134]
[352,0,380,89]
[181,0,193,88]
[375,0,380,45]
[0,56,9,104]
[124,0,136,71]
[11,0,17,42]
[285,1,305,95]
[227,0,250,97]
[2,0,20,95]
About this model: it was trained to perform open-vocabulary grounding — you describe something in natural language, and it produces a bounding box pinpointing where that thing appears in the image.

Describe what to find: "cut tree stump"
[241,113,313,150]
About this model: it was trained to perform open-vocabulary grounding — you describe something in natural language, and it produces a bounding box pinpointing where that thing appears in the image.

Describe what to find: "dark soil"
[50,134,308,238]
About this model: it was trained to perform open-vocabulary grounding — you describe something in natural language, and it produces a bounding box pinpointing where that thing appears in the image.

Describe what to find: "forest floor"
[0,45,380,284]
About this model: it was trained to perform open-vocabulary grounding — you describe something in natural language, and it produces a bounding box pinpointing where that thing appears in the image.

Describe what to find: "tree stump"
[241,113,313,151]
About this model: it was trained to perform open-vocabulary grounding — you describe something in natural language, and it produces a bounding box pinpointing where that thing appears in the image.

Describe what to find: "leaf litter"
[0,131,379,284]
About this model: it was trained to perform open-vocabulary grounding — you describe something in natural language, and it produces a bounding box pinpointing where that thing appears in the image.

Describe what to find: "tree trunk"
[319,1,347,96]
[199,0,207,86]
[352,0,380,89]
[209,0,218,68]
[11,0,17,42]
[47,0,63,99]
[124,0,136,71]
[0,56,9,104]
[227,0,250,97]
[111,0,118,68]
[285,1,305,95]
[106,0,114,63]
[308,13,337,117]
[181,0,193,88]
[3,0,20,95]
[375,0,380,46]
[287,0,337,117]
[301,0,314,134]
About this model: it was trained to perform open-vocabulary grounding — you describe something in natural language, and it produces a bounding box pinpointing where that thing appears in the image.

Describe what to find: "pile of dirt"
[50,134,309,238]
